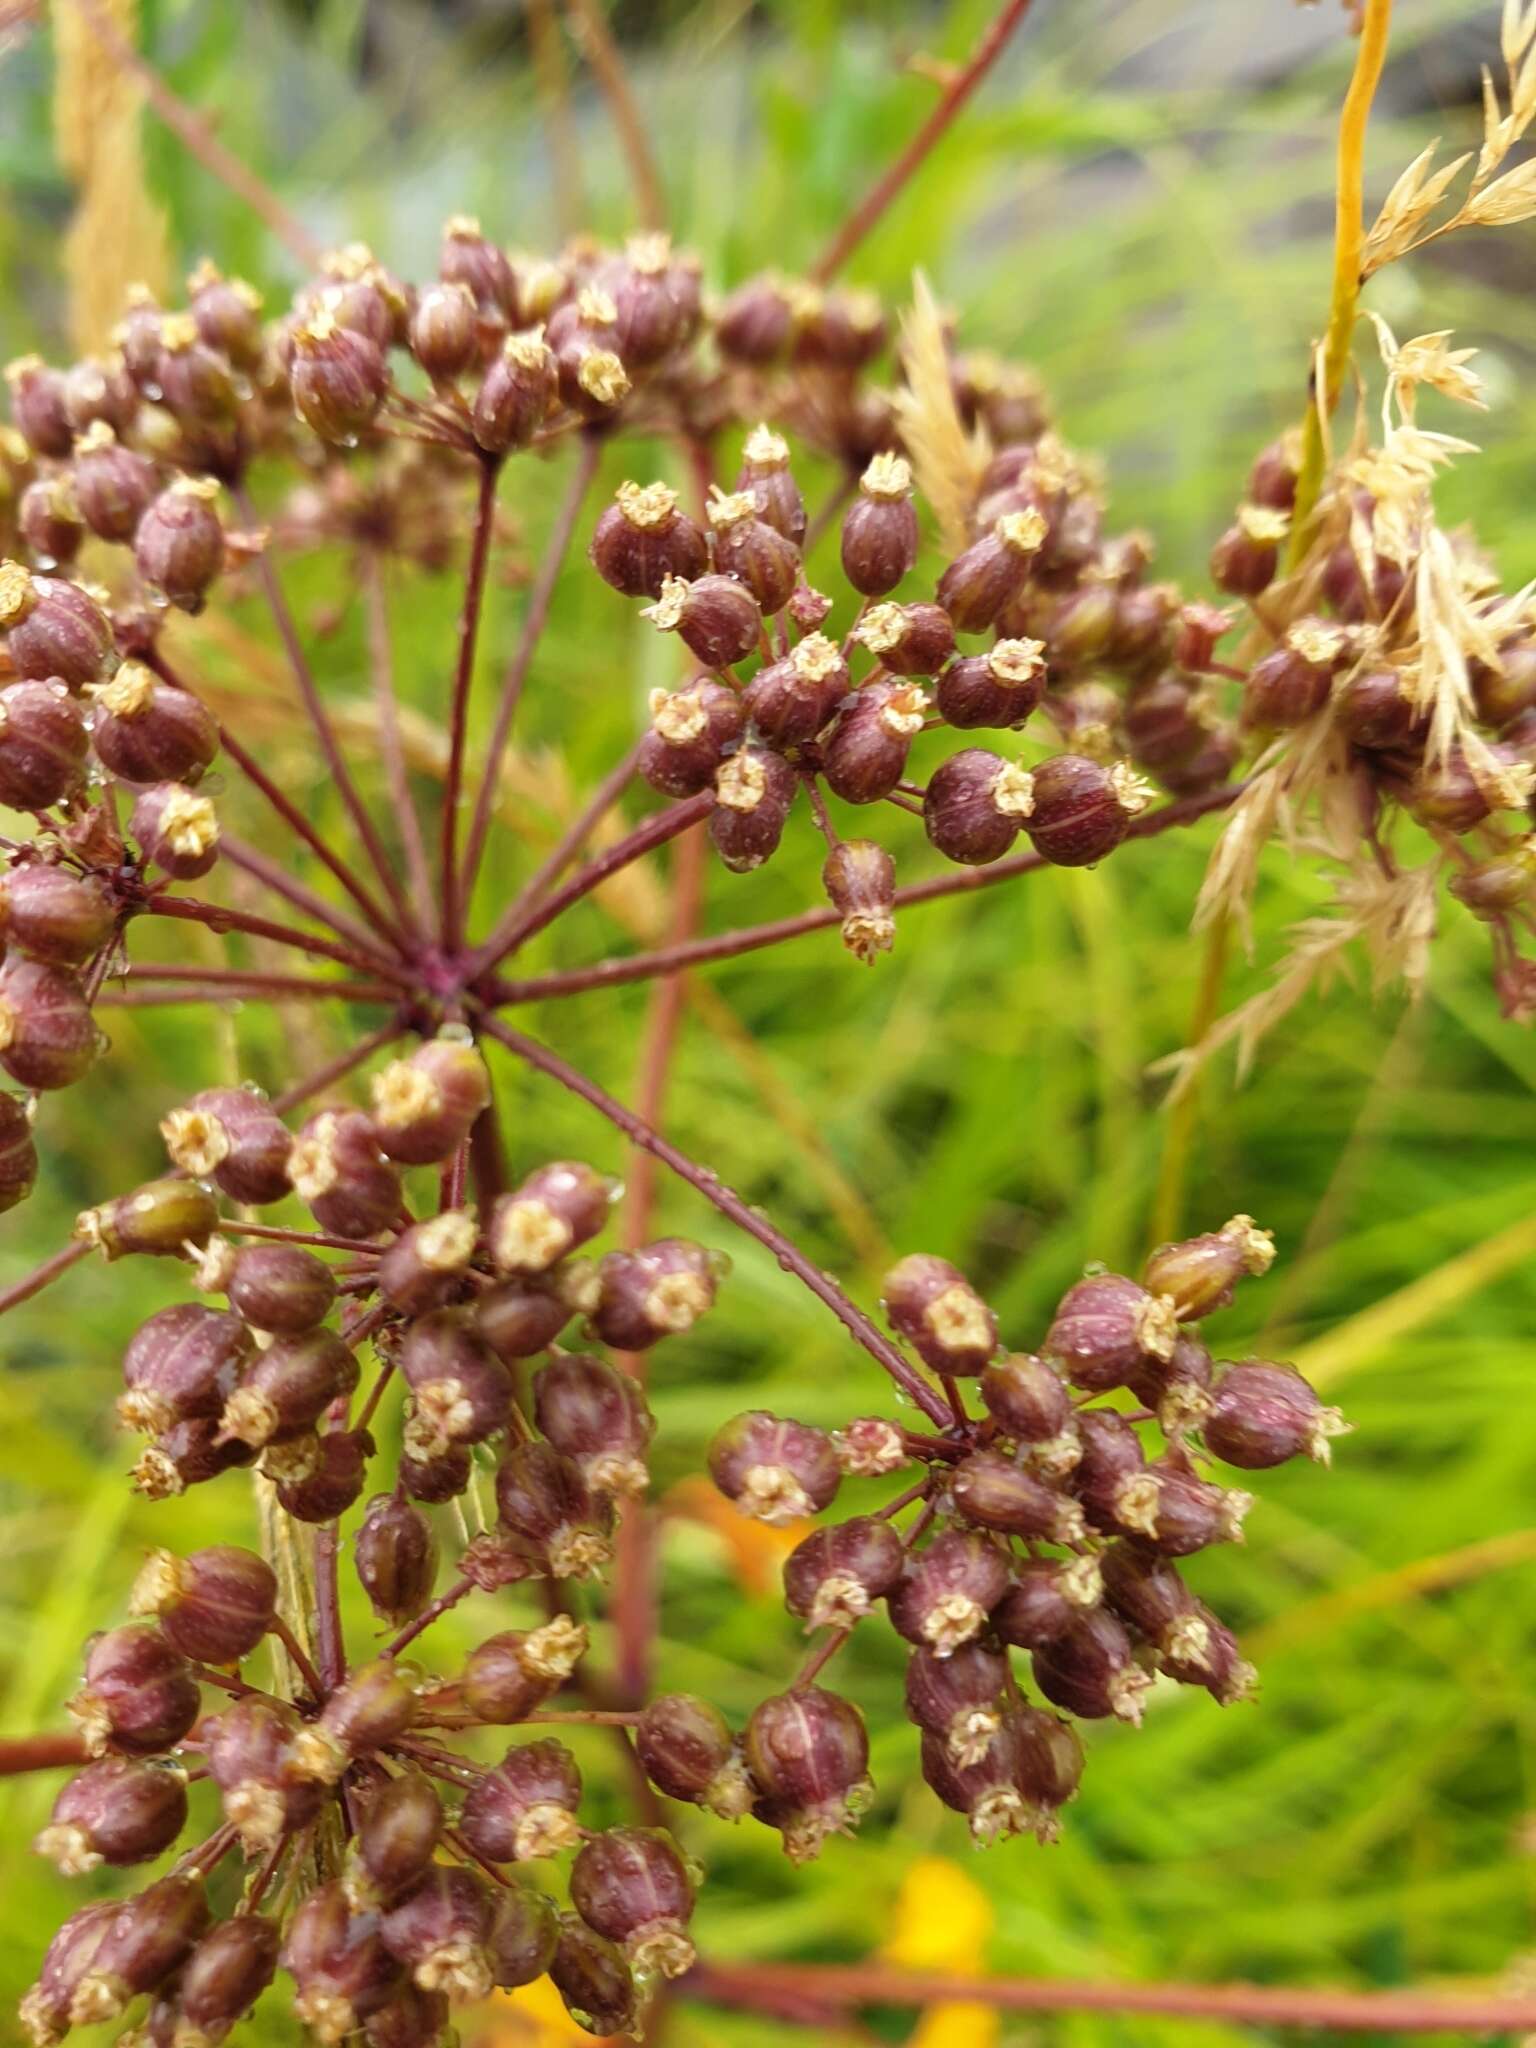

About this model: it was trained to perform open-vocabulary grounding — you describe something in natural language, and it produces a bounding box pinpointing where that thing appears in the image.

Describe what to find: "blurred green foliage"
[3,2,1536,2043]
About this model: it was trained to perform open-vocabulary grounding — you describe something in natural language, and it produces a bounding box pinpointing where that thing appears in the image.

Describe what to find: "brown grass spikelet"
[893,270,987,559]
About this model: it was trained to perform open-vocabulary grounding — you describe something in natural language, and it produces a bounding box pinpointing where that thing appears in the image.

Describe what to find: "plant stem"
[362,554,435,933]
[140,894,412,987]
[383,1576,475,1660]
[313,1524,345,1693]
[218,835,397,964]
[465,792,715,980]
[1286,0,1393,564]
[685,1960,1536,2034]
[440,458,502,951]
[528,0,586,239]
[458,437,601,909]
[810,0,1037,283]
[0,1240,92,1317]
[489,782,1247,1005]
[495,741,641,937]
[476,1014,952,1426]
[272,1017,408,1115]
[560,0,666,231]
[1147,912,1231,1249]
[109,966,392,1003]
[269,1617,326,1700]
[0,1730,88,1775]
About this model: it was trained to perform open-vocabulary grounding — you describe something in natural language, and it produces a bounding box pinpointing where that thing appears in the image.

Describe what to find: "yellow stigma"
[617,479,678,530]
[743,423,789,468]
[860,451,912,500]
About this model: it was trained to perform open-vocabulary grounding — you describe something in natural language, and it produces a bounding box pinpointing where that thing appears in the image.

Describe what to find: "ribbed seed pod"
[486,1885,560,1992]
[409,282,479,382]
[19,475,82,567]
[355,1496,439,1625]
[290,313,388,444]
[175,1915,280,2044]
[570,1826,696,1979]
[1143,1213,1275,1319]
[133,478,224,610]
[494,1440,613,1578]
[274,1426,372,1523]
[935,638,1047,729]
[68,1624,199,1759]
[377,1209,477,1315]
[0,955,96,1090]
[0,1090,37,1211]
[283,1882,402,2041]
[492,1160,615,1274]
[219,1329,357,1448]
[461,1618,587,1723]
[708,1410,840,1523]
[979,1351,1072,1443]
[821,678,929,803]
[743,1686,871,1864]
[533,1352,654,1496]
[643,572,760,669]
[0,566,116,687]
[379,1864,495,2003]
[77,1177,216,1262]
[590,480,707,598]
[90,662,219,786]
[161,1087,292,1206]
[119,1303,253,1435]
[852,600,956,677]
[715,277,792,362]
[924,747,1036,865]
[370,1034,491,1167]
[782,1515,905,1628]
[709,744,798,872]
[883,1252,997,1374]
[1024,754,1149,866]
[130,782,220,879]
[1044,1272,1178,1392]
[205,1695,325,1849]
[841,452,918,595]
[476,1263,592,1359]
[742,632,848,745]
[887,1531,1010,1655]
[460,1738,583,1863]
[735,423,806,544]
[992,1554,1103,1649]
[18,1903,119,2046]
[951,1449,1084,1541]
[70,1874,209,2025]
[129,1544,276,1663]
[549,1914,638,2037]
[349,1775,445,1909]
[589,1237,718,1349]
[473,330,558,454]
[6,356,74,457]
[399,1310,512,1449]
[34,1758,188,1876]
[920,1715,1039,1846]
[636,1693,753,1818]
[639,677,746,796]
[1205,1361,1348,1468]
[903,1641,1010,1768]
[937,512,1045,631]
[226,1242,336,1333]
[707,486,799,612]
[0,862,113,964]
[288,1109,402,1239]
[1032,1609,1151,1724]
[0,679,89,809]
[822,838,896,963]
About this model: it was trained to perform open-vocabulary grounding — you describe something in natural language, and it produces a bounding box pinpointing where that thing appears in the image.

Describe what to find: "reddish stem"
[441,457,503,951]
[493,740,640,937]
[0,1730,89,1775]
[487,781,1246,1005]
[140,893,413,987]
[810,0,1038,284]
[363,554,436,933]
[268,1617,325,1701]
[313,1524,345,1693]
[0,1240,91,1318]
[272,1017,408,1116]
[476,1013,951,1426]
[560,0,667,231]
[459,436,603,908]
[686,1959,1536,2035]
[383,1575,475,1660]
[218,835,398,964]
[104,969,393,1005]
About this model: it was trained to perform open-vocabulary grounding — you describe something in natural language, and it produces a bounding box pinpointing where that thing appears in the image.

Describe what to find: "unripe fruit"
[284,1881,402,2040]
[639,677,746,796]
[979,1351,1072,1442]
[992,1554,1103,1649]
[1044,1271,1178,1392]
[161,1087,292,1206]
[18,1903,119,2046]
[487,1884,560,1992]
[377,1208,477,1315]
[133,478,224,610]
[220,1328,358,1449]
[77,1177,217,1261]
[6,355,74,457]
[841,451,919,595]
[743,1686,871,1864]
[887,1530,1010,1655]
[409,282,479,382]
[460,1738,583,1863]
[1024,753,1150,866]
[903,1640,1009,1767]
[291,313,388,443]
[821,677,929,804]
[920,1715,1041,1846]
[1143,1213,1275,1319]
[708,485,800,612]
[1244,619,1348,729]
[1032,1609,1151,1724]
[782,1515,905,1629]
[350,1775,444,1909]
[589,1236,718,1349]
[823,838,896,963]
[852,599,956,677]
[636,1693,753,1818]
[90,662,220,786]
[370,1034,490,1166]
[735,423,806,544]
[68,1623,200,1758]
[0,1090,37,1211]
[0,862,113,966]
[461,1618,587,1723]
[205,1695,325,1849]
[176,1915,280,2042]
[355,1495,439,1626]
[473,330,558,453]
[743,632,848,745]
[570,1827,696,1980]
[129,1543,276,1663]
[130,782,220,879]
[0,566,115,687]
[119,1304,254,1435]
[534,1351,654,1497]
[709,1410,840,1524]
[379,1864,496,2003]
[72,1874,209,2024]
[131,1417,257,1499]
[492,1160,615,1274]
[549,1914,638,2037]
[937,511,1045,631]
[19,474,83,567]
[951,1449,1085,1541]
[226,1242,336,1333]
[494,1440,613,1578]
[288,1109,402,1239]
[476,1264,591,1359]
[0,955,96,1090]
[274,1424,373,1523]
[1210,506,1286,596]
[935,638,1047,729]
[1205,1360,1348,1468]
[399,1310,512,1449]
[714,276,792,363]
[643,571,760,669]
[590,480,708,598]
[883,1252,997,1375]
[924,747,1036,865]
[709,743,798,871]
[34,1758,188,1876]
[0,679,89,809]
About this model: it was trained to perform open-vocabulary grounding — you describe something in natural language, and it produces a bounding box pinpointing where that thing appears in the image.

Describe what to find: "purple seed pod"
[6,355,74,457]
[1044,1271,1178,1392]
[133,477,224,611]
[284,1881,403,2041]
[1450,848,1536,919]
[461,1738,584,1863]
[639,676,746,797]
[119,1304,254,1436]
[1410,743,1507,833]
[130,781,220,879]
[903,1640,1010,1767]
[0,567,115,688]
[274,1425,372,1523]
[380,1864,495,2003]
[831,1414,908,1476]
[715,275,793,362]
[709,1410,841,1524]
[979,1351,1072,1443]
[549,1913,639,2036]
[226,1242,335,1333]
[743,1685,871,1864]
[477,1262,593,1360]
[591,480,708,599]
[935,638,1047,730]
[355,1496,438,1626]
[70,1874,209,2025]
[0,678,89,808]
[609,233,700,365]
[288,1109,402,1239]
[1143,1213,1275,1320]
[89,661,220,786]
[709,742,798,872]
[77,1176,216,1262]
[1128,1330,1217,1436]
[19,474,83,567]
[0,861,113,965]
[486,1884,560,1992]
[473,329,559,453]
[636,1693,753,1818]
[1249,432,1300,509]
[1210,506,1286,596]
[1099,1540,1196,1647]
[570,1826,695,1980]
[1244,628,1345,731]
[131,1417,256,1500]
[68,1623,199,1759]
[782,1515,905,1629]
[1014,1703,1086,1825]
[589,1236,719,1350]
[1156,721,1240,797]
[887,1530,1010,1655]
[742,632,848,746]
[296,1658,421,1782]
[643,570,760,669]
[735,423,806,544]
[1032,1608,1151,1724]
[18,1901,119,2045]
[399,1310,512,1449]
[1068,1408,1148,1533]
[822,838,896,964]
[1120,1456,1253,1555]
[919,1716,1041,1846]
[1024,754,1150,867]
[377,1209,477,1316]
[176,1914,280,2043]
[1473,637,1536,726]
[290,311,388,443]
[547,286,629,413]
[1158,1603,1257,1704]
[494,1440,613,1578]
[152,312,239,428]
[129,1543,276,1664]
[0,954,95,1091]
[349,1774,444,1910]
[924,746,1036,865]
[791,282,886,368]
[439,215,517,316]
[461,1617,587,1722]
[400,1438,472,1505]
[1172,600,1235,673]
[533,1352,654,1497]
[160,1086,292,1206]
[1042,581,1120,672]
[492,1160,615,1274]
[708,485,800,613]
[937,512,1045,632]
[0,1090,37,1211]
[883,1252,998,1375]
[992,1554,1103,1650]
[820,677,929,804]
[187,259,266,366]
[1205,1360,1349,1468]
[840,452,919,596]
[361,1981,453,2048]
[34,1757,187,1875]
[370,1034,491,1166]
[204,1694,324,1849]
[1122,669,1210,771]
[219,1329,357,1448]
[409,282,479,382]
[63,354,140,436]
[1110,581,1179,674]
[951,1449,1085,1542]
[852,599,956,677]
